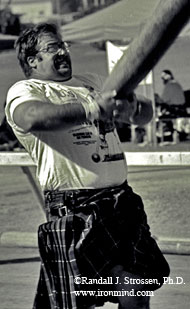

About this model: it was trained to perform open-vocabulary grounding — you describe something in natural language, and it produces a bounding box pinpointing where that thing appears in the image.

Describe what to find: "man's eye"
[47,45,58,52]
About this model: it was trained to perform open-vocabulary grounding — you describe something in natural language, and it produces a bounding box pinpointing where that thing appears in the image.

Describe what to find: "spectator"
[161,69,185,108]
[156,70,186,143]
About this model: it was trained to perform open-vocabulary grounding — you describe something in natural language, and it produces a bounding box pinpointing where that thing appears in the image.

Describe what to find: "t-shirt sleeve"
[77,73,106,92]
[5,81,45,134]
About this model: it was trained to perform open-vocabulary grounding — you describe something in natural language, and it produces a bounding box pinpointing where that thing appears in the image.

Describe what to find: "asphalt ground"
[0,247,190,309]
[1,165,190,240]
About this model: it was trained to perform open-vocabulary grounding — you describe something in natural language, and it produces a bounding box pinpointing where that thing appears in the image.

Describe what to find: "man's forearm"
[29,102,87,131]
[113,98,153,126]
[13,99,93,132]
[131,100,153,126]
[87,93,153,126]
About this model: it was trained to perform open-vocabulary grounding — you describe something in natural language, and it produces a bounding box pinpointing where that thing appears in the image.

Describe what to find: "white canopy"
[61,0,190,43]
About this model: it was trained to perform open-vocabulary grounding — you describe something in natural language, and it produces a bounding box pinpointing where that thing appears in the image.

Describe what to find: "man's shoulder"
[74,73,106,91]
[164,81,184,95]
[8,78,43,93]
[6,78,47,112]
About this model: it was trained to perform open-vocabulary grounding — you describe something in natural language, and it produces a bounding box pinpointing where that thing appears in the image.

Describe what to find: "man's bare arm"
[130,99,153,126]
[113,94,153,126]
[13,100,88,132]
[13,90,118,132]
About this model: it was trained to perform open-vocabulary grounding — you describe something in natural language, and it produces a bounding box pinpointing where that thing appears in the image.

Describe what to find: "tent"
[61,0,190,43]
[61,0,190,93]
[61,0,190,145]
[61,0,159,43]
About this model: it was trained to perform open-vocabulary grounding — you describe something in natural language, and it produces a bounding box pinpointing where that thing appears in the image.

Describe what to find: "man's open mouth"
[54,56,71,71]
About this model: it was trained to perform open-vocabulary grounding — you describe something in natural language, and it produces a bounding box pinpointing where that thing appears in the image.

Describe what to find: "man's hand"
[114,93,138,123]
[95,91,153,126]
[95,90,117,119]
[114,93,153,126]
[96,91,138,122]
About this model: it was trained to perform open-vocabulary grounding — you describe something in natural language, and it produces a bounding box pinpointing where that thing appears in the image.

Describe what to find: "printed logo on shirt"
[70,119,124,163]
[44,83,77,104]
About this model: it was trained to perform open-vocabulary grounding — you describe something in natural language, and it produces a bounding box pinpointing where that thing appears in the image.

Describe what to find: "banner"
[106,41,153,85]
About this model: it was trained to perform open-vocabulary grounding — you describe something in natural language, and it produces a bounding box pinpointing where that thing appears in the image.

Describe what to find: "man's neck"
[30,72,72,83]
[59,75,85,88]
[29,74,86,88]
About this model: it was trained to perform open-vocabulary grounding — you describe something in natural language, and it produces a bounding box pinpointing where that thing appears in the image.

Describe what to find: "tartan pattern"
[33,185,127,309]
[34,215,82,309]
[33,183,170,308]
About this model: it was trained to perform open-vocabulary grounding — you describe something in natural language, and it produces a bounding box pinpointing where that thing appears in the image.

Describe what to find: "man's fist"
[114,93,153,126]
[95,90,117,119]
[113,93,137,123]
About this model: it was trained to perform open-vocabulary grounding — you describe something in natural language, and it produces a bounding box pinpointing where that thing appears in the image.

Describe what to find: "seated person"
[160,69,186,117]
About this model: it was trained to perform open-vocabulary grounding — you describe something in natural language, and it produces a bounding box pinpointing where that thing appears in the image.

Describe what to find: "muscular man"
[5,23,169,309]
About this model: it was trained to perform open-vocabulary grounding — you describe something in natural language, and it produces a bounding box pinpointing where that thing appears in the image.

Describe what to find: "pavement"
[0,246,190,309]
[1,230,190,255]
[0,231,38,248]
[0,230,190,309]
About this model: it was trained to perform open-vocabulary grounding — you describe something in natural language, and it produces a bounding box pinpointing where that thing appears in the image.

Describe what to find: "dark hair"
[162,69,174,79]
[15,23,60,77]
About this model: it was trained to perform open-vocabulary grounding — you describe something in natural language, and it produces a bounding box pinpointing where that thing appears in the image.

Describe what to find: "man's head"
[161,69,174,84]
[15,23,72,81]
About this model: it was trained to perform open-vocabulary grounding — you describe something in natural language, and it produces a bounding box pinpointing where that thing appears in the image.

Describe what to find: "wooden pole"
[102,0,190,98]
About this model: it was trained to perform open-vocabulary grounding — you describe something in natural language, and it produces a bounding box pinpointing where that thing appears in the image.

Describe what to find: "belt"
[44,188,107,217]
[44,181,128,218]
[51,205,68,217]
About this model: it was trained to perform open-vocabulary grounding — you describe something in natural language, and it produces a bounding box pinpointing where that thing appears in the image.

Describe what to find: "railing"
[1,151,190,166]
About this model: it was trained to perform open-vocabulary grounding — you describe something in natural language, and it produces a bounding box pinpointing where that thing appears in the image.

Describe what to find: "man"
[5,23,169,309]
[158,70,186,143]
[161,69,185,107]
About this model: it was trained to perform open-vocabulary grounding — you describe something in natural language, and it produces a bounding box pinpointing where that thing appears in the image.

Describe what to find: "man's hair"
[161,69,174,80]
[15,23,60,77]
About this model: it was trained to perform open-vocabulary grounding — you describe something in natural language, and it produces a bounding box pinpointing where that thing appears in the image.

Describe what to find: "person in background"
[158,70,186,143]
[161,69,185,107]
[5,23,169,309]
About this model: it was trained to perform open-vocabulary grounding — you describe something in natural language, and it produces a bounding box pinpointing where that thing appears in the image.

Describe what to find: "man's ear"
[27,56,38,68]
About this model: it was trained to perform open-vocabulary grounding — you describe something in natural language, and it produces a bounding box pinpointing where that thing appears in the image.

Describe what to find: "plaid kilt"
[33,182,170,309]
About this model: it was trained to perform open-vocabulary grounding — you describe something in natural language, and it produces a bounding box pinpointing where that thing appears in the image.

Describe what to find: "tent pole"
[150,70,157,147]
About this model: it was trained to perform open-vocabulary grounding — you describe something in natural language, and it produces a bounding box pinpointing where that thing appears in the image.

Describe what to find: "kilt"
[33,181,170,309]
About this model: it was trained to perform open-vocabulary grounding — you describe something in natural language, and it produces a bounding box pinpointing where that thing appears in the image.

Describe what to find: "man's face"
[161,72,172,85]
[30,33,72,81]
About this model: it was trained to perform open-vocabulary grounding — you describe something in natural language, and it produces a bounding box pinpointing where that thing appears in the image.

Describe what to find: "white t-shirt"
[6,74,128,191]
